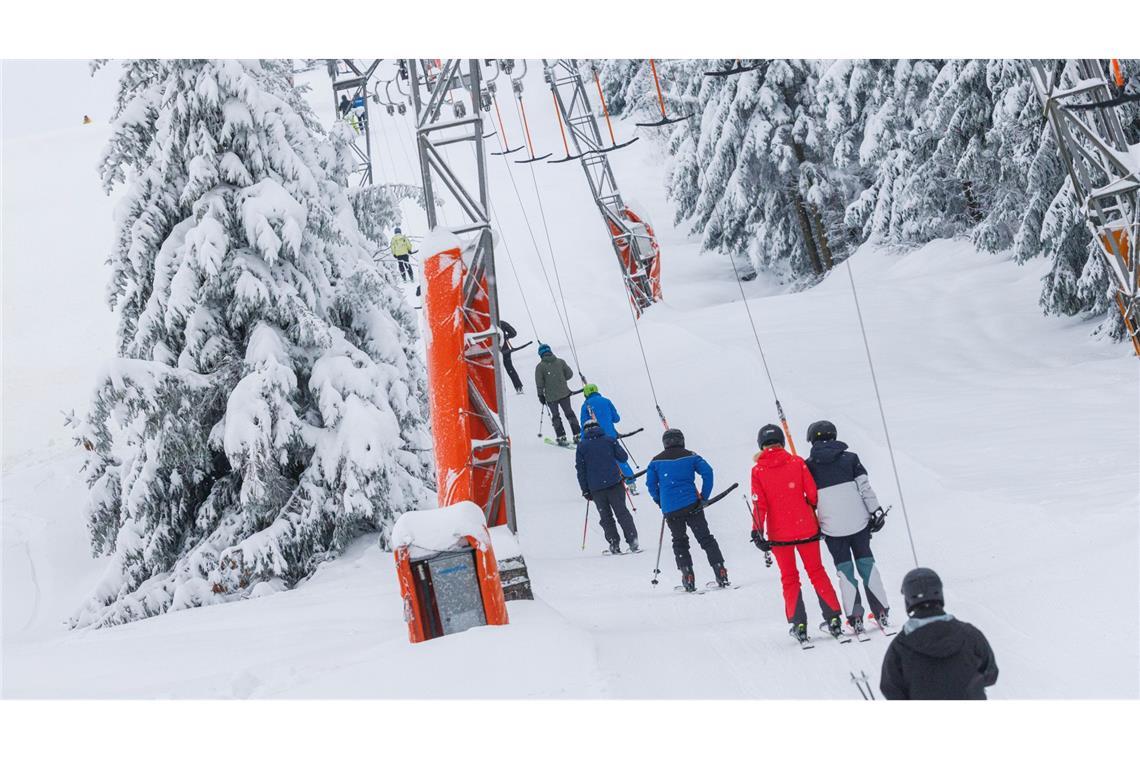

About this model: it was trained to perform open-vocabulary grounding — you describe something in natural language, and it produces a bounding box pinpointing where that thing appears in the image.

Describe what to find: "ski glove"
[869,508,886,533]
[582,491,592,501]
[538,393,546,405]
[751,530,771,552]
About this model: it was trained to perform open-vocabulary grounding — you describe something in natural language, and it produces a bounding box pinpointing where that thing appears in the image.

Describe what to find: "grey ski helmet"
[662,428,685,449]
[757,424,785,448]
[806,420,837,444]
[394,226,401,233]
[901,567,944,613]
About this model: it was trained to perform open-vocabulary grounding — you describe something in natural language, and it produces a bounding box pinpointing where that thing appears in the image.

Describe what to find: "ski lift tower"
[327,59,381,186]
[544,59,663,316]
[406,59,531,600]
[1031,59,1140,357]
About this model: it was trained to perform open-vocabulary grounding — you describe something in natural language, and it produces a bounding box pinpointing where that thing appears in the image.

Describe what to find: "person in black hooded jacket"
[575,420,638,554]
[880,568,999,700]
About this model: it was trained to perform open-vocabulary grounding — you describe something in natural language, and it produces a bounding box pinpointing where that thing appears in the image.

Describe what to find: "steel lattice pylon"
[1031,59,1140,356]
[407,59,518,531]
[327,59,381,187]
[544,59,663,316]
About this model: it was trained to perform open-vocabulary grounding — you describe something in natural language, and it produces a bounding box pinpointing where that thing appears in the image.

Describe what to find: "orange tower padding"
[394,531,508,643]
[421,240,509,524]
[423,245,475,505]
[1099,228,1140,356]
[606,206,664,314]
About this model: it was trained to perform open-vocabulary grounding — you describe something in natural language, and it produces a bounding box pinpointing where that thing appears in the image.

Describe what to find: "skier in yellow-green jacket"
[391,227,415,282]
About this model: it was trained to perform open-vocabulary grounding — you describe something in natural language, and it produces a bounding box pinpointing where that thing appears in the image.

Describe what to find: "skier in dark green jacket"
[535,344,580,445]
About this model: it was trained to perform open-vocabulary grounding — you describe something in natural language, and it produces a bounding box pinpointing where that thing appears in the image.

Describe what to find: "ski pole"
[623,482,637,513]
[742,493,773,567]
[650,515,666,586]
[618,439,640,468]
[537,403,546,438]
[581,498,590,551]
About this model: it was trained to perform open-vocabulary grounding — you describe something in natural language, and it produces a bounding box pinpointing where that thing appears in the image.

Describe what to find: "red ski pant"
[771,540,841,625]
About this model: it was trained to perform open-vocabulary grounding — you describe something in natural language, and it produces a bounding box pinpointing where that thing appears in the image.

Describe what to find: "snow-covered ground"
[3,61,1137,698]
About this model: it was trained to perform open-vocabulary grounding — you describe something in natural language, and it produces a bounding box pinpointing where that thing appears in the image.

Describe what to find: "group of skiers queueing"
[527,342,998,699]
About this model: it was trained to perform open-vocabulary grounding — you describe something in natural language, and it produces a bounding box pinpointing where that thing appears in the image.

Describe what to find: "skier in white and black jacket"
[804,420,891,634]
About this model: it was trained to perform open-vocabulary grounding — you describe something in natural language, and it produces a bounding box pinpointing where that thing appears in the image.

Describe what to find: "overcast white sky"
[2,60,120,139]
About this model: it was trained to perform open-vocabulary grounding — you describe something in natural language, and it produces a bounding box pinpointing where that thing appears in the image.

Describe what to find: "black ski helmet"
[806,420,837,444]
[583,419,600,432]
[901,567,944,613]
[394,226,402,234]
[757,424,785,448]
[662,428,685,449]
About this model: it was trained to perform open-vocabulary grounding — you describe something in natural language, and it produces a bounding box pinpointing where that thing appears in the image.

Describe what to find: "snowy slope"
[3,61,1137,698]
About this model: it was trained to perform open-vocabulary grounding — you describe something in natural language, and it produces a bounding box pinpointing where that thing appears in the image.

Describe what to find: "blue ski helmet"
[537,343,552,357]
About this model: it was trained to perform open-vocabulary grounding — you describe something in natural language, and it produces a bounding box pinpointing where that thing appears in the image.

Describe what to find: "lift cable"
[494,148,581,373]
[844,258,919,567]
[526,162,586,382]
[724,250,799,456]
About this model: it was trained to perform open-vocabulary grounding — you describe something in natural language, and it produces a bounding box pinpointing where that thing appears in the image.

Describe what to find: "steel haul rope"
[724,251,799,456]
[527,163,585,381]
[844,257,919,567]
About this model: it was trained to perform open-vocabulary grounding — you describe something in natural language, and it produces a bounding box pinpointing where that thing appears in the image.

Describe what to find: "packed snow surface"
[3,62,1136,698]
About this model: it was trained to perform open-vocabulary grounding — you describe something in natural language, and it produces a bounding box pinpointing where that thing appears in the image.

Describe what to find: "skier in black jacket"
[575,420,638,554]
[499,320,524,394]
[880,568,999,700]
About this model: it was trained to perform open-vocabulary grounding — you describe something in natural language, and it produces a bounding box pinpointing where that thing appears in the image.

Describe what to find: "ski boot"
[608,540,622,555]
[789,623,810,644]
[849,615,867,637]
[627,538,639,553]
[874,611,890,628]
[680,567,697,593]
[826,615,844,638]
[625,478,640,495]
[712,562,731,588]
[556,436,569,447]
[573,433,581,445]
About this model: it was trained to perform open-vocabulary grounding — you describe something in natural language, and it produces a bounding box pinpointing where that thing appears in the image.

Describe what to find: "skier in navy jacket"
[579,383,638,493]
[575,420,638,553]
[804,420,892,635]
[646,428,728,591]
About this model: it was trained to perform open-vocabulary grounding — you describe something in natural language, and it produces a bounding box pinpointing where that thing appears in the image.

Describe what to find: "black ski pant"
[665,503,724,570]
[592,482,637,546]
[546,396,580,439]
[501,349,523,392]
[396,256,413,282]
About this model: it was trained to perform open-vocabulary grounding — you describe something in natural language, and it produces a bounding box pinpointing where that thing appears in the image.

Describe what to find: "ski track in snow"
[2,62,1137,698]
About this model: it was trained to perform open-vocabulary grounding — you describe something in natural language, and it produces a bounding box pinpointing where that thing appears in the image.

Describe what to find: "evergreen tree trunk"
[810,206,835,270]
[791,184,824,275]
[789,140,824,274]
[962,180,983,224]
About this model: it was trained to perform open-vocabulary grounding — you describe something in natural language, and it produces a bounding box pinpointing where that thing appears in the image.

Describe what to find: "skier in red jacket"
[751,424,843,645]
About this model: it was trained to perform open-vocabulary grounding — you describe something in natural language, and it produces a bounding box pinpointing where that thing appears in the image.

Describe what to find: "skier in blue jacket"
[646,428,729,591]
[579,383,639,494]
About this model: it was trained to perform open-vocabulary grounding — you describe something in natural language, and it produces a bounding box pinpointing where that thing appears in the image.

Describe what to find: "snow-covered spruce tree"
[74,60,435,628]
